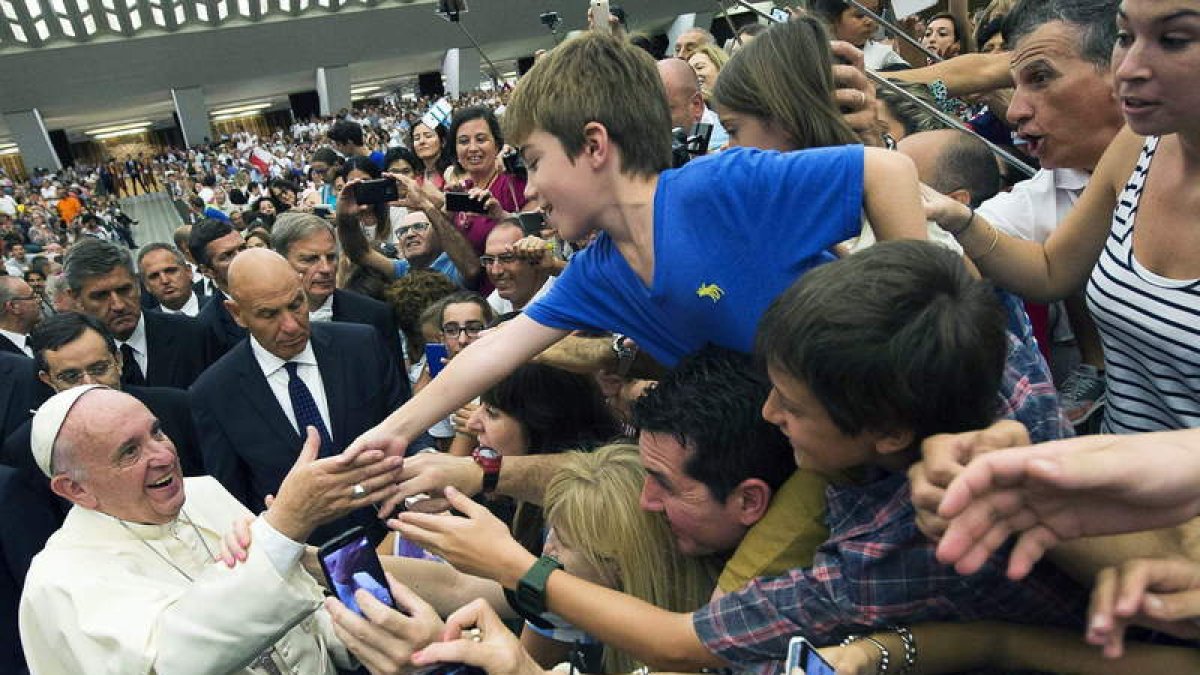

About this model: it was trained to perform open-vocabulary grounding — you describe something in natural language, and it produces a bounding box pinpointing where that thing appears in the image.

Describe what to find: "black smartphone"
[312,204,332,217]
[445,191,489,214]
[785,637,835,675]
[517,211,546,236]
[318,526,397,617]
[354,178,399,205]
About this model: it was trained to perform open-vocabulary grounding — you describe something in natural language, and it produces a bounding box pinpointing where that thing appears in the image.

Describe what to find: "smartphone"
[354,178,399,205]
[770,7,790,23]
[785,636,835,675]
[318,526,397,617]
[312,204,332,217]
[517,211,546,237]
[444,191,489,214]
[425,343,449,377]
[591,0,611,34]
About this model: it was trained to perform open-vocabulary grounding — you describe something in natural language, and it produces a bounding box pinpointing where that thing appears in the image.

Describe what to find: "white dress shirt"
[309,294,334,323]
[161,290,201,317]
[250,337,333,438]
[0,328,32,357]
[116,315,149,376]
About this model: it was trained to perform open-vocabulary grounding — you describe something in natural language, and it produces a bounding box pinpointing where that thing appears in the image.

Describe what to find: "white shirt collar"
[120,314,148,356]
[309,294,334,323]
[1052,168,1091,192]
[0,328,28,352]
[250,335,317,379]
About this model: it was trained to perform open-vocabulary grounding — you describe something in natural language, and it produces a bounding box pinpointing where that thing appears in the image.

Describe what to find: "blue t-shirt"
[392,251,464,287]
[525,145,864,367]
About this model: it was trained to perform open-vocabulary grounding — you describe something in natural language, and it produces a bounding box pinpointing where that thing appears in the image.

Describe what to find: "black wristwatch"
[514,554,563,618]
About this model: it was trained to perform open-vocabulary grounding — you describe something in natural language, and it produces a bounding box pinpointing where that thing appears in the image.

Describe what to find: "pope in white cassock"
[18,385,402,674]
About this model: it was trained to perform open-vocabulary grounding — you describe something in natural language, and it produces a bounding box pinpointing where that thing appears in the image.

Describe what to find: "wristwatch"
[471,445,502,495]
[611,333,638,378]
[514,554,563,618]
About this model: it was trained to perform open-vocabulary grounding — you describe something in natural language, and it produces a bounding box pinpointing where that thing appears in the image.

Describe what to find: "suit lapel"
[0,358,18,422]
[142,312,169,381]
[233,342,301,446]
[310,326,347,449]
[0,335,23,355]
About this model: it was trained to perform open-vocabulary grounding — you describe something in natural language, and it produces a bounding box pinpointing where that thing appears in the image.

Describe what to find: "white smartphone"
[591,0,611,34]
[785,636,836,675]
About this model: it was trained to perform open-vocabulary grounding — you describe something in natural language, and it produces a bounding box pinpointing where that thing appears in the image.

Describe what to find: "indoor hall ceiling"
[0,0,711,138]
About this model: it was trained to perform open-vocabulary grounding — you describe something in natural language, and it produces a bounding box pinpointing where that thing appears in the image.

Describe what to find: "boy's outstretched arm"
[862,148,929,242]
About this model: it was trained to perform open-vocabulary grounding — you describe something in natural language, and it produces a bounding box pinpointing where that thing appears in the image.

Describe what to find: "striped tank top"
[1086,135,1200,433]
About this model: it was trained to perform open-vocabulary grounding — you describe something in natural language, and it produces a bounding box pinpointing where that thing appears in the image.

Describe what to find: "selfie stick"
[454,21,505,89]
[729,0,1036,178]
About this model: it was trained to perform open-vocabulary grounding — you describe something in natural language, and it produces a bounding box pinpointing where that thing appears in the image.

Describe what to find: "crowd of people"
[3,0,1200,673]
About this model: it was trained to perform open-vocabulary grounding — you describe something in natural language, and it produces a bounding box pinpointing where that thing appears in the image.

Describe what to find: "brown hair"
[503,33,672,178]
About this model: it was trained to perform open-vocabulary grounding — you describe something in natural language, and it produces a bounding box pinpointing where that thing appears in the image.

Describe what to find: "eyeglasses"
[52,359,116,386]
[441,321,485,339]
[479,253,519,268]
[394,221,431,238]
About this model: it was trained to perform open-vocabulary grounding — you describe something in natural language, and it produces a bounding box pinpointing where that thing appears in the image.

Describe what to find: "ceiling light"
[92,127,151,139]
[209,102,271,116]
[86,121,151,135]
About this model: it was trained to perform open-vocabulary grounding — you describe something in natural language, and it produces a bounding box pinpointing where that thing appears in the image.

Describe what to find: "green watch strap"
[516,555,563,617]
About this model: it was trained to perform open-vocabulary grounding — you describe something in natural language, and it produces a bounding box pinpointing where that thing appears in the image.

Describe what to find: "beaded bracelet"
[890,625,917,674]
[841,634,890,674]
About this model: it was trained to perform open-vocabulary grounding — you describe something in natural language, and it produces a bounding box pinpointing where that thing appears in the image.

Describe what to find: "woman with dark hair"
[810,0,907,70]
[446,105,530,256]
[922,12,969,60]
[382,146,423,181]
[267,177,300,213]
[409,121,452,190]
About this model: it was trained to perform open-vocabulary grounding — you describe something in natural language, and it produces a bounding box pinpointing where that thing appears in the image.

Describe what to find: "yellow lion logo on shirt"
[696,283,725,302]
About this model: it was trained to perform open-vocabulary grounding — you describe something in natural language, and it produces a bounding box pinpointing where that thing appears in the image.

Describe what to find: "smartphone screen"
[425,343,449,378]
[785,637,835,675]
[444,191,489,214]
[319,528,396,616]
[770,7,789,23]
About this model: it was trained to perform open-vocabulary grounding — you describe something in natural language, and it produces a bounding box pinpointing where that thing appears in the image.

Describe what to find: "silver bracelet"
[890,625,917,674]
[841,634,890,674]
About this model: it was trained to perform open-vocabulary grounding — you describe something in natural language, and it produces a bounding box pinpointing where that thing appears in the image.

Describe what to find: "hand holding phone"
[354,178,400,205]
[444,191,489,214]
[786,636,836,675]
[319,526,397,616]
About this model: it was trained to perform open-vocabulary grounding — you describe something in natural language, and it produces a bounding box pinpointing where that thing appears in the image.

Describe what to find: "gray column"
[2,109,60,172]
[442,48,480,99]
[172,87,211,149]
[316,66,352,117]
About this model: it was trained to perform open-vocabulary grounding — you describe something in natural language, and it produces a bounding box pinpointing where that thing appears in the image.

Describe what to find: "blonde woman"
[687,44,729,102]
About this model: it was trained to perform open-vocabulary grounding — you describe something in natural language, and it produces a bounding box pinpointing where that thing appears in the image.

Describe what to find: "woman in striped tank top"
[923,0,1200,434]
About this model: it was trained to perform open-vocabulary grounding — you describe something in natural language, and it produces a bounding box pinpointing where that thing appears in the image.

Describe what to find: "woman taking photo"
[446,106,530,256]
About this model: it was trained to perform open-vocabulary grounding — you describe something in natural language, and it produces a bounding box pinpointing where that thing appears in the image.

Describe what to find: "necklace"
[117,508,217,582]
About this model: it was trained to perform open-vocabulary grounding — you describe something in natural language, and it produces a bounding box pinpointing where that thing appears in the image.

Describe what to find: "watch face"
[476,446,500,461]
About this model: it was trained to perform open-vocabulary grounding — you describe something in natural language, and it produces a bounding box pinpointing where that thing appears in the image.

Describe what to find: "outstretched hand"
[326,573,445,675]
[412,599,546,675]
[1087,557,1200,658]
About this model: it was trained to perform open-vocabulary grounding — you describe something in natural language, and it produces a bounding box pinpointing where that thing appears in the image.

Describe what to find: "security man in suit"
[189,248,424,545]
[190,218,248,357]
[272,212,407,382]
[63,239,212,389]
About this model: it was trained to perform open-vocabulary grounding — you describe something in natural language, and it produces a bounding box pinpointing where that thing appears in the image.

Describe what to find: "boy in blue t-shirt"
[350,32,927,460]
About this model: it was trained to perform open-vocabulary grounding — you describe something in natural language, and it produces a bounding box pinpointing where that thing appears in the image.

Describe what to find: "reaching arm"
[398,174,481,286]
[349,313,568,459]
[923,127,1143,302]
[534,334,665,379]
[379,555,512,619]
[863,148,929,242]
[335,202,395,280]
[888,51,1013,96]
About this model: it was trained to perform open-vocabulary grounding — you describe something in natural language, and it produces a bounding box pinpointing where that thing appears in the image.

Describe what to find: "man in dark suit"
[64,239,212,389]
[136,243,208,317]
[272,212,406,381]
[0,277,42,358]
[190,249,421,545]
[1,312,205,519]
[189,218,247,357]
[0,465,57,675]
[0,352,41,443]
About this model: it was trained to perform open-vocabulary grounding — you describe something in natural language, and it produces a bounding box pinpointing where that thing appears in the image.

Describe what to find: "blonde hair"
[690,44,730,96]
[503,33,672,178]
[544,444,719,673]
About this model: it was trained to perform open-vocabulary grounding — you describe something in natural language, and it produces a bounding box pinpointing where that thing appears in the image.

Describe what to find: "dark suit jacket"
[141,282,210,314]
[189,322,405,545]
[331,289,408,398]
[0,384,206,526]
[0,353,43,443]
[195,288,246,359]
[0,466,56,675]
[140,310,214,389]
[0,335,25,357]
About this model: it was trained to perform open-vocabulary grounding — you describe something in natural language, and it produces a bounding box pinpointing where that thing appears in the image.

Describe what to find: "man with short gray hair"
[63,239,211,389]
[0,276,42,357]
[274,211,404,369]
[136,243,207,317]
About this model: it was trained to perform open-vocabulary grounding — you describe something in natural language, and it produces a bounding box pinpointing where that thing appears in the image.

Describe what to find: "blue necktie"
[284,362,333,456]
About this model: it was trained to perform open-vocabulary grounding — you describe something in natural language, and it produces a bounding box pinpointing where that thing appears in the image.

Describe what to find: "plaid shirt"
[692,472,1086,675]
[997,290,1073,443]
